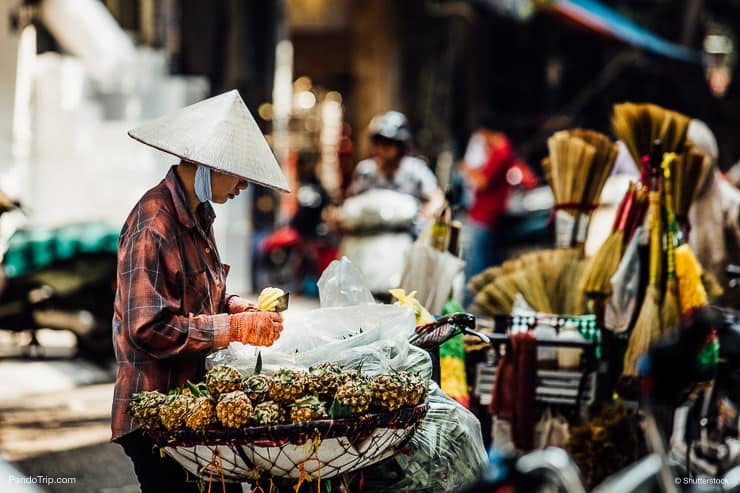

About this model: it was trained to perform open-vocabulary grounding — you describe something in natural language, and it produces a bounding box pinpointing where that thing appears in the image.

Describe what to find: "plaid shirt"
[111,167,233,441]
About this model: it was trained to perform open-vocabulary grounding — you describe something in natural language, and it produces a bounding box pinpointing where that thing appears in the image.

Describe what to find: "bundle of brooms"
[544,129,618,249]
[468,129,617,317]
[580,103,690,303]
[469,248,588,316]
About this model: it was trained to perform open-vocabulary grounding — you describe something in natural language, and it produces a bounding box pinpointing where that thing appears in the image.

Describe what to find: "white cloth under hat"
[128,90,290,193]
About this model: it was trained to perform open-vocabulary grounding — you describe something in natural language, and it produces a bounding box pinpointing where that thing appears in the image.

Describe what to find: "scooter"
[337,188,419,298]
[0,192,118,362]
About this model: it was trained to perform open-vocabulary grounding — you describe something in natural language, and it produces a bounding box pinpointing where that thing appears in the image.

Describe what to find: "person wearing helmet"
[347,111,444,219]
[112,90,288,492]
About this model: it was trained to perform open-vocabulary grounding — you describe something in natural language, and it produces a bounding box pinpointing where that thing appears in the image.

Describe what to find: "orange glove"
[229,311,283,347]
[227,296,257,314]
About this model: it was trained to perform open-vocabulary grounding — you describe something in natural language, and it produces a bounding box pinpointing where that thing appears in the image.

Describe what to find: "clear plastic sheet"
[362,383,488,492]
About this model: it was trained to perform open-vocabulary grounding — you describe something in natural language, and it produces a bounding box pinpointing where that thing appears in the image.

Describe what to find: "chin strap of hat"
[194,165,213,202]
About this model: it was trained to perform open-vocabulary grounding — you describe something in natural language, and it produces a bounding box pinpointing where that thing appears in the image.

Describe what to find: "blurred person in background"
[112,91,287,492]
[461,121,537,306]
[347,111,444,219]
[686,119,740,308]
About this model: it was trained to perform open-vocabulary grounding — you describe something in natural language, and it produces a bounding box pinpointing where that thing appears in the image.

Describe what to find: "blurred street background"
[1,0,739,491]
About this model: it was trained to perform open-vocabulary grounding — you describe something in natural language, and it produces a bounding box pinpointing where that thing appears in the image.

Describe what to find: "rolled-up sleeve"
[119,228,230,359]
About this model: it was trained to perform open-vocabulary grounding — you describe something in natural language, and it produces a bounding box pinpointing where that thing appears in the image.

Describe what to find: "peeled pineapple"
[269,369,307,403]
[250,400,284,426]
[371,373,406,412]
[258,287,285,312]
[216,391,253,429]
[129,391,166,430]
[289,396,328,423]
[159,394,190,431]
[243,374,271,404]
[205,365,243,399]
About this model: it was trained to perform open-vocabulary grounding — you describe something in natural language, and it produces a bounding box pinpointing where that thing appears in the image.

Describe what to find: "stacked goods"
[468,248,587,316]
[129,364,429,432]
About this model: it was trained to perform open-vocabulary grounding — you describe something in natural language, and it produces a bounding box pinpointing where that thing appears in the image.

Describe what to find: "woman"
[347,111,444,219]
[111,90,289,492]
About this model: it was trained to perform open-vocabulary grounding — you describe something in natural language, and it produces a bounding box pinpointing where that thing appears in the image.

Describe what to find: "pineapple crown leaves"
[186,380,211,400]
[328,399,354,419]
[254,351,263,375]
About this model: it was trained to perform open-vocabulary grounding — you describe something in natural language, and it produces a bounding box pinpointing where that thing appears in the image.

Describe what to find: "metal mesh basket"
[147,403,428,482]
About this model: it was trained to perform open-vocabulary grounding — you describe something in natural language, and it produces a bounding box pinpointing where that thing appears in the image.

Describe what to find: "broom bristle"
[580,231,625,296]
[661,279,680,335]
[623,285,662,376]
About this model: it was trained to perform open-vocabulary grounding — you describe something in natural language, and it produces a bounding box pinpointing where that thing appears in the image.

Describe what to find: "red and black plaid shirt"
[111,166,233,441]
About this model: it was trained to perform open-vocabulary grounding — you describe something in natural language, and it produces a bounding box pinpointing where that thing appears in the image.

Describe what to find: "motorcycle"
[0,191,117,362]
[336,188,420,298]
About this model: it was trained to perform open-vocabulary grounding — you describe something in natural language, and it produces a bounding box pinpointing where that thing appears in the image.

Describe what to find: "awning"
[547,0,704,63]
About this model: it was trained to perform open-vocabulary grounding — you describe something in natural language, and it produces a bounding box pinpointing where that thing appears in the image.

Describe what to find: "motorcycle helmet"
[368,111,411,144]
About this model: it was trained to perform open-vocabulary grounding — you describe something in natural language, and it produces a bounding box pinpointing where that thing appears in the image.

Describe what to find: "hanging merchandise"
[623,142,664,377]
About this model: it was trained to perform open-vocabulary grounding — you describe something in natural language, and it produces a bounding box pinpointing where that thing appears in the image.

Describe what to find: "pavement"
[0,294,320,492]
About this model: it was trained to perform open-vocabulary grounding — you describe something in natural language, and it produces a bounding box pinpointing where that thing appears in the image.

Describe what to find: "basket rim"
[148,402,428,448]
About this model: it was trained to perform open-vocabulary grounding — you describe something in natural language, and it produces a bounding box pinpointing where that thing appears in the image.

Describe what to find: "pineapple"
[159,393,190,431]
[335,380,373,414]
[185,396,217,430]
[250,400,285,426]
[401,371,428,406]
[243,374,271,404]
[289,396,328,423]
[307,362,344,398]
[268,369,307,403]
[216,391,253,429]
[371,373,406,412]
[205,365,244,399]
[129,391,166,430]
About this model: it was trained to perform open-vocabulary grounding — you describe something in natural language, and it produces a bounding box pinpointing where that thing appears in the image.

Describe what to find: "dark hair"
[371,134,407,155]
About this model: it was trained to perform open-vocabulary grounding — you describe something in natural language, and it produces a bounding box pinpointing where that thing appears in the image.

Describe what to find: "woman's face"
[210,170,248,203]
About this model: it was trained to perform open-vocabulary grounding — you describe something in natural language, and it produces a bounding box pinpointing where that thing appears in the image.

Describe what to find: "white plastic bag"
[317,256,375,308]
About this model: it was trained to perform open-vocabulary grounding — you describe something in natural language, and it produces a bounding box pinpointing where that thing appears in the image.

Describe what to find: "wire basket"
[147,403,428,482]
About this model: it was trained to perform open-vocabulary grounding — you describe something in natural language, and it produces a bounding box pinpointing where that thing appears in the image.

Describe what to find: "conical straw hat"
[128,90,290,192]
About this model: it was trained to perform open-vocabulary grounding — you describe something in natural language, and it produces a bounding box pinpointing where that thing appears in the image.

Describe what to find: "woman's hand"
[229,311,284,346]
[227,296,257,314]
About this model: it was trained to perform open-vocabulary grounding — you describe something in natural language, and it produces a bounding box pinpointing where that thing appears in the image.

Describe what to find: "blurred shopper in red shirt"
[461,125,536,306]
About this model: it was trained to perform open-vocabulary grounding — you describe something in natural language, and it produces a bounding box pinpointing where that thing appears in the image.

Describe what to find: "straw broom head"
[612,103,690,166]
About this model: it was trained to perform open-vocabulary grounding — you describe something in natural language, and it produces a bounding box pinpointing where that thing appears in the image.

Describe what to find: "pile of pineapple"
[130,363,428,432]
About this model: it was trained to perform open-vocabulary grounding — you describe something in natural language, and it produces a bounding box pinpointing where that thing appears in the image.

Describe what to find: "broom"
[672,146,713,236]
[579,182,637,297]
[612,103,690,167]
[623,142,664,377]
[546,131,597,248]
[660,153,680,335]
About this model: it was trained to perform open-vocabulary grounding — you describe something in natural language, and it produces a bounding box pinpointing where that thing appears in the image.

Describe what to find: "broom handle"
[612,184,635,231]
[662,154,679,279]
